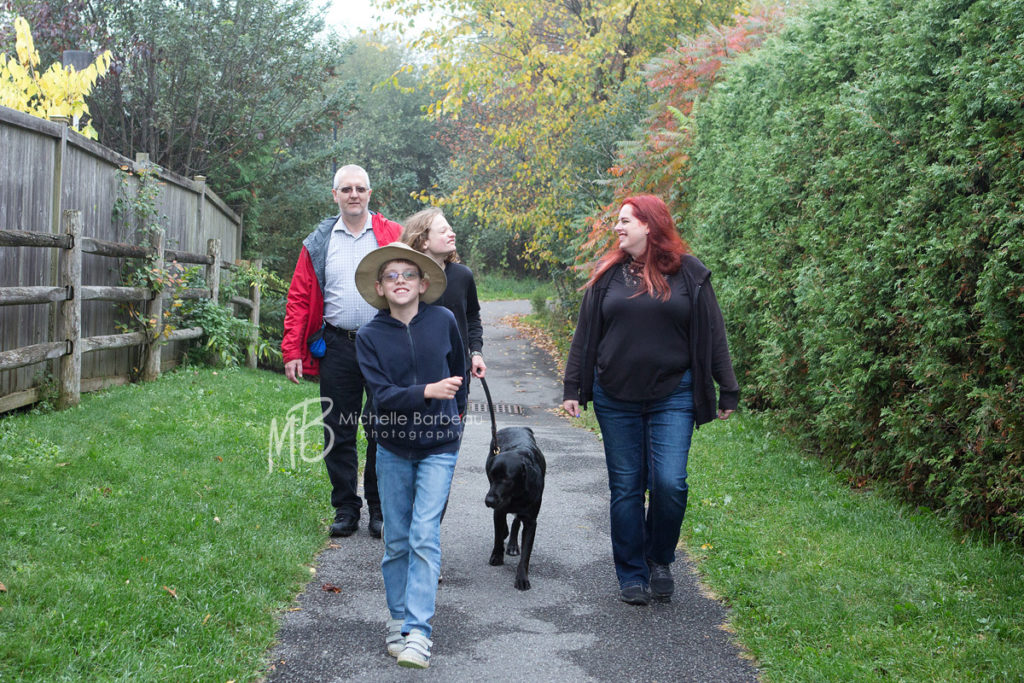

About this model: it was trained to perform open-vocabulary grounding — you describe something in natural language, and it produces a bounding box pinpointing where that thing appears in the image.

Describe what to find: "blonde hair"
[401,207,459,264]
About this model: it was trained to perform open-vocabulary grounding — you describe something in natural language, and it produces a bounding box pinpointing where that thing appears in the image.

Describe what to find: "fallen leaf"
[216,456,223,462]
[162,586,178,599]
[321,583,341,593]
[203,614,211,624]
[0,582,7,592]
[56,462,69,467]
[214,516,221,523]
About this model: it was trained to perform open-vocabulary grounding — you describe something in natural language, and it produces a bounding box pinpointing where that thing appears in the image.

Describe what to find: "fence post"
[57,210,82,409]
[246,258,262,369]
[142,230,165,382]
[206,238,221,302]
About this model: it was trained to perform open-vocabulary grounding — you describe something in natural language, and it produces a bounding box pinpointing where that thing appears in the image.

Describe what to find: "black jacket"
[562,254,739,427]
[355,304,467,458]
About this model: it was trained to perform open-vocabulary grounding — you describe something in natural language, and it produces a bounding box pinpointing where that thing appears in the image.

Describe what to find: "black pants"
[319,326,378,515]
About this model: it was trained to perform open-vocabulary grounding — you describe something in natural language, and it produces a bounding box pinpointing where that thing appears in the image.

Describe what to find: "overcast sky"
[324,0,409,37]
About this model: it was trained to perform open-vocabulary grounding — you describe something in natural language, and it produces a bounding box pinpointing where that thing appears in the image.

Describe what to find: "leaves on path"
[498,314,565,374]
[321,583,341,593]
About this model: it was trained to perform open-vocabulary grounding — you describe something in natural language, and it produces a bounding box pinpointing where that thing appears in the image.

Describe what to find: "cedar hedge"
[685,0,1024,541]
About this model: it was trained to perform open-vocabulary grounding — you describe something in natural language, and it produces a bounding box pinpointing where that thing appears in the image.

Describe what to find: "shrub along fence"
[0,210,261,412]
[683,0,1024,541]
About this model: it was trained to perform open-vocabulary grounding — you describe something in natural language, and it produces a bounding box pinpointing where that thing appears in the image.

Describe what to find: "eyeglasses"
[380,270,421,282]
[335,185,370,195]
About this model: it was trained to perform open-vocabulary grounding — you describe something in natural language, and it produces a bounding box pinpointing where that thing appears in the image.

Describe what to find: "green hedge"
[685,0,1024,540]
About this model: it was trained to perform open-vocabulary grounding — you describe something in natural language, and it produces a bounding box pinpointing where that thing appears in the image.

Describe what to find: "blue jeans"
[593,370,695,589]
[376,445,458,638]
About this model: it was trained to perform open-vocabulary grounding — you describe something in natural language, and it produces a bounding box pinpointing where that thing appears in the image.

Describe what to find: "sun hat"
[355,241,447,309]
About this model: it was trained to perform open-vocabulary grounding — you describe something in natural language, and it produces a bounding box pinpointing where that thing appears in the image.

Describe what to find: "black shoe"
[619,584,651,605]
[649,561,674,601]
[329,511,358,537]
[368,508,383,539]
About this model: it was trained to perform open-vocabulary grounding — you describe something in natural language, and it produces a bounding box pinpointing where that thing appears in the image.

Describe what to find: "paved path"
[266,300,759,682]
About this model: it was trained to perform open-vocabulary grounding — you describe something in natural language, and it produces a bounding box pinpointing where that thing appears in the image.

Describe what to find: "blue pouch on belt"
[308,323,326,359]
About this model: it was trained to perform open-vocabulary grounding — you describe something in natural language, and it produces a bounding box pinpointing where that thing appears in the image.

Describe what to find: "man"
[282,164,401,538]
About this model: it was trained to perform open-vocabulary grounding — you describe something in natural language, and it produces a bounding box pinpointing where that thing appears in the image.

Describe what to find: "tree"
[4,0,344,227]
[0,15,110,138]
[255,37,447,276]
[377,0,740,272]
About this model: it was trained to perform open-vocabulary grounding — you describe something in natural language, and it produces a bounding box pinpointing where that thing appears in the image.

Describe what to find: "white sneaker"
[385,618,404,657]
[396,629,432,669]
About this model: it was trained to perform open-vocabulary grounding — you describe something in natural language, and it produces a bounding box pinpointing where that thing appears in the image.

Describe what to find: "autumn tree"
[579,4,789,263]
[378,0,739,272]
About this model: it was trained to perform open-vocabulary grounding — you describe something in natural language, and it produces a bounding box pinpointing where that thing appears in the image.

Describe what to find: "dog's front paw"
[505,543,520,557]
[489,549,504,566]
[514,575,531,591]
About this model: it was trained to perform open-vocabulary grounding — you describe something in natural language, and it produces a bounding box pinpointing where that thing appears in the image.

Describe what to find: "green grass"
[472,271,551,301]
[680,413,1024,682]
[5,365,1023,682]
[0,368,336,682]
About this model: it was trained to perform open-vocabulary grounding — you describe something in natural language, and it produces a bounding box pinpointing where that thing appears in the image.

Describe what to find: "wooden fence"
[0,211,261,411]
[0,105,251,412]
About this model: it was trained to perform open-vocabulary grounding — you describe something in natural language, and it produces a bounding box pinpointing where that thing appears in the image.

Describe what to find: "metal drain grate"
[467,401,525,415]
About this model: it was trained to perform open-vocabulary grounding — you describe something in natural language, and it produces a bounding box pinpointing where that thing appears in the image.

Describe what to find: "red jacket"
[281,213,402,376]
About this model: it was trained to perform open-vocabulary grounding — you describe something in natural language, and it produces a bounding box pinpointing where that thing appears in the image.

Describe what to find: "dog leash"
[478,376,500,456]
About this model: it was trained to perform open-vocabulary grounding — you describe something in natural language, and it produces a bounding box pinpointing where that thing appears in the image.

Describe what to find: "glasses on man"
[380,270,421,282]
[336,185,370,194]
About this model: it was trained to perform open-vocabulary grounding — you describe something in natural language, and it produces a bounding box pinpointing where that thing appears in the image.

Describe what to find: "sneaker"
[385,618,405,657]
[619,584,651,605]
[649,561,674,600]
[396,629,432,669]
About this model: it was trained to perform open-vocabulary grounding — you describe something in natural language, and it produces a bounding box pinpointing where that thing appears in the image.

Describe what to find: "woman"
[562,195,739,606]
[401,207,487,386]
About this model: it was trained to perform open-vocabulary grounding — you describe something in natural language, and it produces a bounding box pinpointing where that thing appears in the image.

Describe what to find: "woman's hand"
[425,376,463,400]
[562,400,580,418]
[717,408,734,420]
[471,354,487,378]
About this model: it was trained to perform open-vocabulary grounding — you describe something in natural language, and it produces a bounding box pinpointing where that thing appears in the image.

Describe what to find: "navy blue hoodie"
[355,304,467,459]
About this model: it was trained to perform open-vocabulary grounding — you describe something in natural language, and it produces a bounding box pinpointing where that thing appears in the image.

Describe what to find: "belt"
[324,322,358,341]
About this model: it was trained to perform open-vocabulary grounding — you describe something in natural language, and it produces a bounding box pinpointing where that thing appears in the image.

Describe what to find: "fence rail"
[0,210,261,411]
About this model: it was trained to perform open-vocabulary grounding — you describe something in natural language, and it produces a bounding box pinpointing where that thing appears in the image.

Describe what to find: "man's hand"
[717,408,734,420]
[562,400,580,418]
[425,376,463,400]
[285,359,303,384]
[471,355,487,378]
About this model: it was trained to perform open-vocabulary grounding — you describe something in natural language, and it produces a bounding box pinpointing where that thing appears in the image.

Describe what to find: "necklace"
[620,259,642,289]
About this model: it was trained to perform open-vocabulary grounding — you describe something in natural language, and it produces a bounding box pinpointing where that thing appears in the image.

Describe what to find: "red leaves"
[321,583,341,593]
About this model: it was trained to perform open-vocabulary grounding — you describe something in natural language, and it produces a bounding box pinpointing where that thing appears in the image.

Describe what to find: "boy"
[353,242,467,669]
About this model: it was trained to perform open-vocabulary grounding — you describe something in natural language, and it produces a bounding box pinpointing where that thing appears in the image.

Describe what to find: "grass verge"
[518,311,1024,681]
[0,367,335,682]
[684,414,1024,681]
[473,271,551,301]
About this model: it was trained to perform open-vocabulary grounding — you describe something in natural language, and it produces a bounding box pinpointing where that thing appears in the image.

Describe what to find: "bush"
[685,0,1024,541]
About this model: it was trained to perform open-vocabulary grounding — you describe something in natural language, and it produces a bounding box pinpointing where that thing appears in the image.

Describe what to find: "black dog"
[481,379,546,590]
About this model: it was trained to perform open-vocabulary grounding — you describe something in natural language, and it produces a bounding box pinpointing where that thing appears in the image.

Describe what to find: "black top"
[562,254,739,427]
[596,265,691,401]
[436,261,483,362]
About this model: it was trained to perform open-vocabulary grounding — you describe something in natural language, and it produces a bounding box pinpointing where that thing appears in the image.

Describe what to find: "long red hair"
[584,195,690,300]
